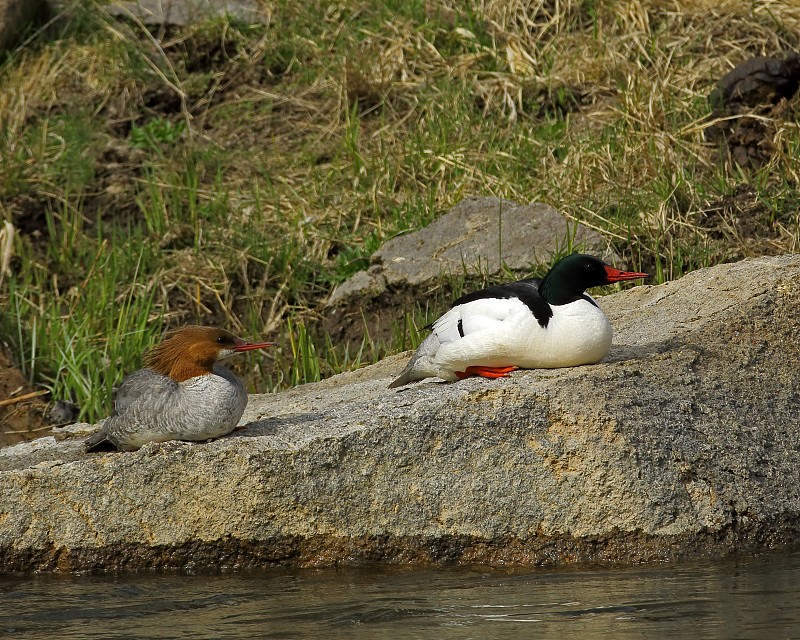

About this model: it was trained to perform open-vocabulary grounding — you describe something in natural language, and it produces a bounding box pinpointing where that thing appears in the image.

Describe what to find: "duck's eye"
[217,336,227,344]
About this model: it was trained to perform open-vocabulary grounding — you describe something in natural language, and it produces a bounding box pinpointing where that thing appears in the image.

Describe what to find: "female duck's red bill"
[603,266,649,283]
[233,339,276,352]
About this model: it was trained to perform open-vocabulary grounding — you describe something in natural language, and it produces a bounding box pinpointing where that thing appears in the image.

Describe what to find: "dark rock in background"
[707,53,800,168]
[0,0,47,51]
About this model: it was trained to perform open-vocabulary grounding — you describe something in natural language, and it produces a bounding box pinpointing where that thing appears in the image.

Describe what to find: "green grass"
[1,0,799,421]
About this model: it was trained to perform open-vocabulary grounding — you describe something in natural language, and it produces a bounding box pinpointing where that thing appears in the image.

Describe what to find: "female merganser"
[85,326,274,452]
[389,254,647,388]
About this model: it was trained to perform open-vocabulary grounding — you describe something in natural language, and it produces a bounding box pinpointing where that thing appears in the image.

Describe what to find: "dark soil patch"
[142,85,185,116]
[323,285,436,353]
[519,82,590,119]
[323,276,494,355]
[700,186,786,254]
[86,139,147,228]
[0,347,52,448]
[7,193,50,238]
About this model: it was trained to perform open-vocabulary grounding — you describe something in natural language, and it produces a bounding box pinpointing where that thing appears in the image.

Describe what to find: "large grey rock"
[328,197,617,307]
[0,0,46,51]
[2,255,800,573]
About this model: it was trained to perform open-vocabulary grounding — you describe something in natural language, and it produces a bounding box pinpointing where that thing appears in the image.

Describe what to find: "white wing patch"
[432,297,526,345]
[427,297,536,372]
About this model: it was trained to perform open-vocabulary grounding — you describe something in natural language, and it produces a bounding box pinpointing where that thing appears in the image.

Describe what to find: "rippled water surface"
[4,552,800,639]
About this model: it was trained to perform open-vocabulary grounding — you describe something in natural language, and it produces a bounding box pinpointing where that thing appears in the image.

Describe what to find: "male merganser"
[389,254,647,388]
[84,326,274,452]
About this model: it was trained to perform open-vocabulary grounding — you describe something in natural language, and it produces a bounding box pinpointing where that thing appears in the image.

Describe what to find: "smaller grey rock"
[47,400,80,425]
[105,0,266,27]
[328,266,386,307]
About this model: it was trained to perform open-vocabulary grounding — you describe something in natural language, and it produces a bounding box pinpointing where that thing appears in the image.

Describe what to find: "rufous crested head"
[144,325,275,382]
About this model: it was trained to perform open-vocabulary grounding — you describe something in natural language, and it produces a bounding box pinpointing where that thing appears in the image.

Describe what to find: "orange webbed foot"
[455,365,518,380]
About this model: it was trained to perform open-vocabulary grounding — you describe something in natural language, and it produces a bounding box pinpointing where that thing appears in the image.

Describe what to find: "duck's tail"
[388,334,443,389]
[388,361,417,389]
[84,427,114,453]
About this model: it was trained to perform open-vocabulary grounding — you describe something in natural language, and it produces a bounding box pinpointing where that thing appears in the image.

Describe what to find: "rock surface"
[2,255,800,573]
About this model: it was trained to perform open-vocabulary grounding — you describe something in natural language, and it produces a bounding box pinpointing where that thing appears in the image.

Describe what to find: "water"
[3,552,800,639]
